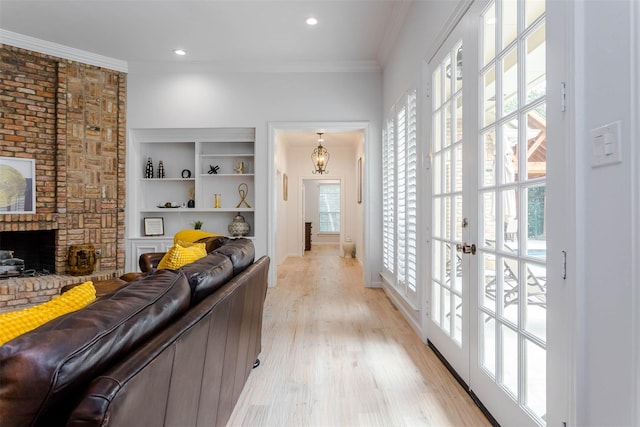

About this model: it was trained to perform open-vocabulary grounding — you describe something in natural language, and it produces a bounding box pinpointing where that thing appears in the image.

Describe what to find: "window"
[382,89,418,303]
[318,184,340,232]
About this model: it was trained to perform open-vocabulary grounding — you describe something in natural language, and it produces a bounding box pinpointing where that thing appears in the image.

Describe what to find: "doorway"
[423,1,565,425]
[268,122,370,287]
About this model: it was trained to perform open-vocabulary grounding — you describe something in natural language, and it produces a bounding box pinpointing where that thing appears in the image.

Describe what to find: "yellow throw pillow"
[173,229,218,244]
[158,241,207,270]
[0,281,96,346]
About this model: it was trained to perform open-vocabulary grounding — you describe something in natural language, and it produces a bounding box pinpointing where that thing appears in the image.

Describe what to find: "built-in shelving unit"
[126,127,256,271]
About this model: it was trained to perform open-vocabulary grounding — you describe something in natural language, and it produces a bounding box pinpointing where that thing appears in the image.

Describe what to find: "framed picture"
[283,173,288,201]
[144,217,165,236]
[0,157,36,214]
[357,157,363,204]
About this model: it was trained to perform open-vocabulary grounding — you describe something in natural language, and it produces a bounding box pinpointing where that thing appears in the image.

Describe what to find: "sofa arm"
[120,272,144,282]
[138,252,165,273]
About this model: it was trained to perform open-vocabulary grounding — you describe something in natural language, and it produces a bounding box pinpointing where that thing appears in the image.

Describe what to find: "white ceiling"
[1,1,399,149]
[0,0,410,71]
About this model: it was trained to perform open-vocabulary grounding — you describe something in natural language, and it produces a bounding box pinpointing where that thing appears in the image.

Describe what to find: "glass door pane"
[476,0,547,424]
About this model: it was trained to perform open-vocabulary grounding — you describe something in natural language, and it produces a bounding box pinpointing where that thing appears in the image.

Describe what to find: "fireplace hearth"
[0,230,56,276]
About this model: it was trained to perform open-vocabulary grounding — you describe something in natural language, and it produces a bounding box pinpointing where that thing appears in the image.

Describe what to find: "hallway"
[228,246,491,426]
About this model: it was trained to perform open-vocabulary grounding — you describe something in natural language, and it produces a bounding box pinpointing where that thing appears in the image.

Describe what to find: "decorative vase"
[343,238,356,258]
[67,244,97,276]
[228,213,250,237]
[187,199,195,208]
[157,160,165,178]
[145,157,153,178]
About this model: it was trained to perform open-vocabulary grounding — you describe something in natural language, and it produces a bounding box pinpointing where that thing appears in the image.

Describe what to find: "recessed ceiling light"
[173,49,187,56]
[306,17,318,26]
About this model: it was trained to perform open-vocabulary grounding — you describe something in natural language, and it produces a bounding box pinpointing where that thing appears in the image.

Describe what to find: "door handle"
[456,243,476,255]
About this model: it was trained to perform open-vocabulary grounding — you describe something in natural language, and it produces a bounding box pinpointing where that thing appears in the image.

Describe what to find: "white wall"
[275,133,290,266]
[382,1,458,113]
[573,1,636,425]
[354,134,365,265]
[126,68,382,271]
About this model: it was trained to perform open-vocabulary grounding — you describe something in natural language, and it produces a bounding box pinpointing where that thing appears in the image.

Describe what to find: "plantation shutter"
[382,117,395,274]
[396,103,407,291]
[406,90,418,298]
[382,91,419,305]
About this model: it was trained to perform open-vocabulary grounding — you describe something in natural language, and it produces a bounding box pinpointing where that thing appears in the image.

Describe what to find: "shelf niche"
[128,127,256,240]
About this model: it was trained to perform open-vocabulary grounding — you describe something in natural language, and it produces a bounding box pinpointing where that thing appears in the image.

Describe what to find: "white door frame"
[267,121,372,287]
[545,1,574,425]
[632,0,640,422]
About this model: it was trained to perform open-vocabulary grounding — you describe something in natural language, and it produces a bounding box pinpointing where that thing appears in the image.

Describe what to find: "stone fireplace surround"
[0,45,127,311]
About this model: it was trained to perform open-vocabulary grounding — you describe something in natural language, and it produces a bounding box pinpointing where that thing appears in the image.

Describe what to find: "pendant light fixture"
[311,132,329,174]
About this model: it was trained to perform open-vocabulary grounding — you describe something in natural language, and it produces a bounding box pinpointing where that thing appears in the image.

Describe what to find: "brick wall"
[0,44,126,308]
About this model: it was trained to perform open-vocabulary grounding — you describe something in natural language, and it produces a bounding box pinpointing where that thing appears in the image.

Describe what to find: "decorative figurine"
[187,184,195,208]
[236,183,251,208]
[234,161,245,174]
[208,165,220,174]
[145,157,154,178]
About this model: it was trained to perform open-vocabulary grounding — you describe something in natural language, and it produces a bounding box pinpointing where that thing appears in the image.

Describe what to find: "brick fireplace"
[0,45,127,310]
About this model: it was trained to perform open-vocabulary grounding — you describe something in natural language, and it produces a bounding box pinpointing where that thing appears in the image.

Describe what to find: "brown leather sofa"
[0,238,269,427]
[118,235,230,283]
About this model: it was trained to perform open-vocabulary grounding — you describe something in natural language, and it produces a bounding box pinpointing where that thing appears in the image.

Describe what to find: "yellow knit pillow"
[173,229,218,244]
[157,241,207,270]
[0,281,96,346]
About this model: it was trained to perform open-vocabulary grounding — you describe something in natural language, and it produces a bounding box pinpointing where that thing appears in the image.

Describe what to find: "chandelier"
[311,132,330,174]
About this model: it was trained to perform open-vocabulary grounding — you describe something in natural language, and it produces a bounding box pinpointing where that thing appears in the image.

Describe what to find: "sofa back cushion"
[0,269,191,427]
[180,252,234,305]
[213,238,255,275]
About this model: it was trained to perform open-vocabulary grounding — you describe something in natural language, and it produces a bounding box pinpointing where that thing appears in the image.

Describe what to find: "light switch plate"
[591,121,622,167]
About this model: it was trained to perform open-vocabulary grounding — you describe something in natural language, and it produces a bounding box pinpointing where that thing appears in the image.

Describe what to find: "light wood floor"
[227,245,491,426]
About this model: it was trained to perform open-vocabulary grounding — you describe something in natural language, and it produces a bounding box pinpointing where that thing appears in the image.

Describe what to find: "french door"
[428,27,470,381]
[427,1,550,425]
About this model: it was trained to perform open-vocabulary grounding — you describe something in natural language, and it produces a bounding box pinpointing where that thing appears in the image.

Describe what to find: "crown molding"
[0,29,128,73]
[129,59,380,74]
